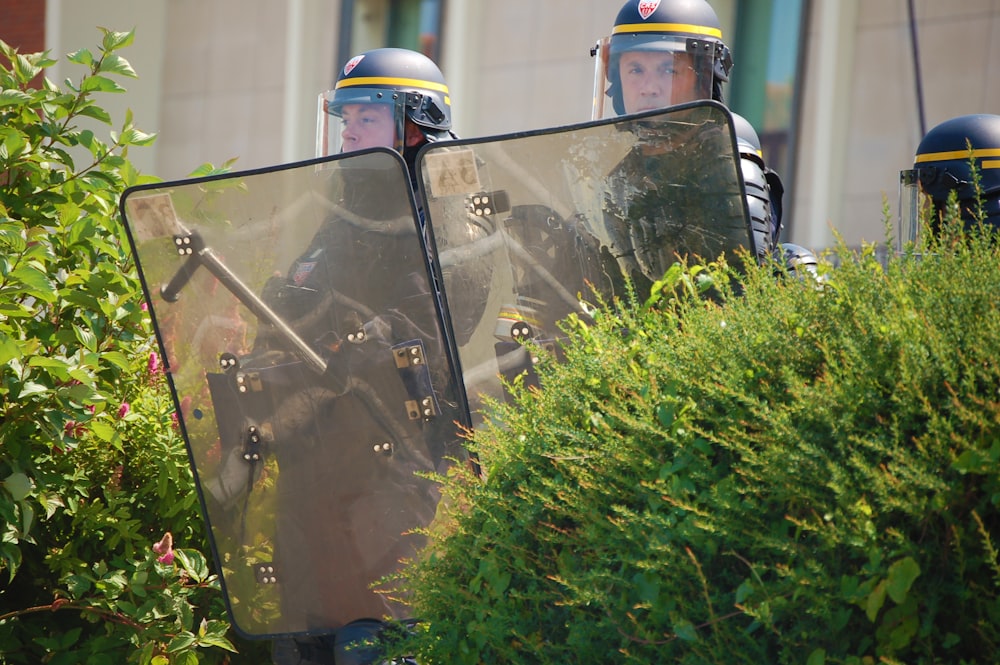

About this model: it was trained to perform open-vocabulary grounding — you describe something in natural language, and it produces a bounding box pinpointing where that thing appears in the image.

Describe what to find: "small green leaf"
[65,574,92,598]
[4,472,32,501]
[166,632,197,653]
[656,402,676,427]
[10,264,57,300]
[37,491,65,518]
[672,619,699,642]
[177,652,199,665]
[19,501,34,536]
[137,642,156,665]
[13,53,43,83]
[97,53,137,77]
[881,597,919,650]
[116,599,137,615]
[100,350,132,371]
[886,557,920,605]
[67,48,95,66]
[80,74,126,94]
[28,355,75,380]
[76,104,113,124]
[186,159,238,178]
[89,420,117,443]
[100,28,135,52]
[130,570,148,597]
[952,449,989,474]
[866,579,887,621]
[806,648,826,665]
[74,325,98,353]
[0,89,33,109]
[119,126,157,146]
[197,634,238,652]
[735,579,754,603]
[174,549,209,582]
[16,381,49,399]
[0,331,23,365]
[59,626,82,649]
[633,571,660,603]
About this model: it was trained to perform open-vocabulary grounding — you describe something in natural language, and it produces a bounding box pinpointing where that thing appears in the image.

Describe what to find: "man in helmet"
[317,46,456,183]
[592,0,732,119]
[247,47,466,664]
[253,47,462,355]
[591,0,813,271]
[899,113,1000,247]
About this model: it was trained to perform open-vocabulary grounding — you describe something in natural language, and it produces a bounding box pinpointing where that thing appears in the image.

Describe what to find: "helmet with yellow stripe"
[317,47,452,157]
[591,0,733,119]
[898,114,1000,245]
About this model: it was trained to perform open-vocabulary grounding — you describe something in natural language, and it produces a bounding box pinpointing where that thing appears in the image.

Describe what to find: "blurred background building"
[3,0,998,252]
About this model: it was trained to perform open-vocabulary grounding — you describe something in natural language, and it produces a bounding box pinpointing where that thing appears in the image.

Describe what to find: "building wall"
[0,0,46,52]
[444,0,1000,249]
[42,0,170,178]
[35,0,1000,250]
[442,0,736,137]
[838,0,1000,247]
[43,0,340,180]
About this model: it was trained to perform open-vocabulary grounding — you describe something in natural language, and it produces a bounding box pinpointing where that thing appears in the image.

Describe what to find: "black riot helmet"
[899,114,1000,246]
[731,112,783,256]
[591,0,733,119]
[731,111,763,163]
[317,47,453,159]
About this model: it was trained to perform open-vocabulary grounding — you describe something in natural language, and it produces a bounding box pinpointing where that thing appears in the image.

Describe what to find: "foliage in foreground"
[0,31,262,664]
[398,218,1000,663]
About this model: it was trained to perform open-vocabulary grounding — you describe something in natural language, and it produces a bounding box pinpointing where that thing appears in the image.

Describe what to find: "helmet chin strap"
[420,128,455,143]
[402,127,458,188]
[712,78,725,104]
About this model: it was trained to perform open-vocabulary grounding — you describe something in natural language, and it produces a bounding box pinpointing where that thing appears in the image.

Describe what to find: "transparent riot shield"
[120,148,466,639]
[417,100,750,419]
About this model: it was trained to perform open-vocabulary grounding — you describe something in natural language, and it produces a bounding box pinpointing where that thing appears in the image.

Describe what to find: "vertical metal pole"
[336,0,356,80]
[907,0,927,137]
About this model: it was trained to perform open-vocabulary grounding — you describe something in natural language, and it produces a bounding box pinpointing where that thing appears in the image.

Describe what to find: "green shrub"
[0,31,263,664]
[397,217,1000,663]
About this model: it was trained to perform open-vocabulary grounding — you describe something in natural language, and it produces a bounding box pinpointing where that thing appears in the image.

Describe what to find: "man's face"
[618,50,700,114]
[339,103,397,152]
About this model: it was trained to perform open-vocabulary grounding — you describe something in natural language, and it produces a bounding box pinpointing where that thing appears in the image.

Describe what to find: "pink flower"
[153,532,174,564]
[148,351,160,375]
[63,420,86,438]
[117,402,130,418]
[141,301,148,312]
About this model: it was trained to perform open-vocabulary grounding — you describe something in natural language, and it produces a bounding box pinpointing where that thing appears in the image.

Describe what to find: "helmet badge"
[343,55,364,77]
[637,0,661,20]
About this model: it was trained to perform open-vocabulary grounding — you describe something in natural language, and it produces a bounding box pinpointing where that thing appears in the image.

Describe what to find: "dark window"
[729,0,810,237]
[336,0,444,73]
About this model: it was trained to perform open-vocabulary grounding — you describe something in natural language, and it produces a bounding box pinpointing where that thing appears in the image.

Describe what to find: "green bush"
[0,31,262,664]
[397,217,1000,663]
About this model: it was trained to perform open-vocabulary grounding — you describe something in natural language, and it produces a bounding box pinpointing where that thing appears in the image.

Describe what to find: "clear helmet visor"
[316,88,406,157]
[898,168,931,250]
[591,34,716,120]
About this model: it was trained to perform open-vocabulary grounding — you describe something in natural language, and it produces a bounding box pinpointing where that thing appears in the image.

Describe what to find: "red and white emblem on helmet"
[637,0,660,20]
[343,55,365,77]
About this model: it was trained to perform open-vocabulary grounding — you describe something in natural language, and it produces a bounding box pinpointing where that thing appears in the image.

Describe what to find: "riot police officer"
[317,46,457,178]
[899,113,1000,247]
[257,46,461,396]
[256,47,463,664]
[263,47,459,351]
[591,0,732,118]
[591,0,810,269]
